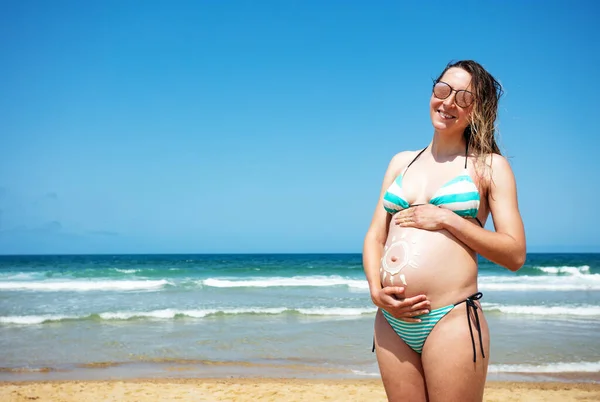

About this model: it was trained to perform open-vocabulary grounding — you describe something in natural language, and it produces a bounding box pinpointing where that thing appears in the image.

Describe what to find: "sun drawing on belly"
[380,232,421,286]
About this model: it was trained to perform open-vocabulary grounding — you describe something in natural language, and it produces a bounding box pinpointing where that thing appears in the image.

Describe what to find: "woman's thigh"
[374,309,428,402]
[421,304,490,402]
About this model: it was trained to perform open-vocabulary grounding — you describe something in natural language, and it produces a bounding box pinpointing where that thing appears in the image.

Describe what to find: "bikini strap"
[404,146,428,173]
[454,292,485,363]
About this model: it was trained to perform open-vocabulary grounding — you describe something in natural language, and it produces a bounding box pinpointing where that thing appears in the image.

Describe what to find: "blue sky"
[1,1,599,254]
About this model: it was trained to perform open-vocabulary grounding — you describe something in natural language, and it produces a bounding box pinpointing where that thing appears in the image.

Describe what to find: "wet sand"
[2,378,600,401]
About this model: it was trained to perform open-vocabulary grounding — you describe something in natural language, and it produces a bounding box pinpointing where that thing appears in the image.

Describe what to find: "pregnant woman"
[363,60,526,402]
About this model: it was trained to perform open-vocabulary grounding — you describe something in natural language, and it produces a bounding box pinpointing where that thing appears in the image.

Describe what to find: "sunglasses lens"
[433,82,451,99]
[456,91,474,108]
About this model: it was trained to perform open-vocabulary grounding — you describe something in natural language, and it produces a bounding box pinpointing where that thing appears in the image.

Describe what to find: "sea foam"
[201,275,368,289]
[489,361,600,373]
[0,279,170,292]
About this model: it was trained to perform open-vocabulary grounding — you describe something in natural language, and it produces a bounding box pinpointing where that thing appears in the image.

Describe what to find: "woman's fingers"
[380,290,431,319]
[397,317,422,323]
[410,300,431,311]
[391,308,429,319]
[399,295,429,308]
[382,286,405,297]
[385,295,429,310]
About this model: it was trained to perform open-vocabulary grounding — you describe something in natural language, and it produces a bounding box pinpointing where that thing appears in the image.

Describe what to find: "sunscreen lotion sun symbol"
[380,233,420,286]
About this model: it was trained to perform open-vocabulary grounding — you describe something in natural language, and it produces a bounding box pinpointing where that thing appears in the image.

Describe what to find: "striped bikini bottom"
[380,292,485,363]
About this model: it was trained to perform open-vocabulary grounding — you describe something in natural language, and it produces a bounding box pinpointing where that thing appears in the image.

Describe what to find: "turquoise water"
[0,253,599,382]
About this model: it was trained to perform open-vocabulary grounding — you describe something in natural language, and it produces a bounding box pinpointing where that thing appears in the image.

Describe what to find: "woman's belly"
[380,224,479,308]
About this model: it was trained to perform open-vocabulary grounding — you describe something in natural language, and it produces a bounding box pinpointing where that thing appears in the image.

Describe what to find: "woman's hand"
[371,286,431,322]
[394,204,449,231]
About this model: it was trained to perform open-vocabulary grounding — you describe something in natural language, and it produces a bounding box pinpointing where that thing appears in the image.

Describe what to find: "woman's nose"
[443,91,457,106]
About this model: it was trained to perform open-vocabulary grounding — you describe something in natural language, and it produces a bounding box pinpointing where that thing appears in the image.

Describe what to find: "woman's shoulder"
[388,149,423,171]
[482,153,513,174]
[477,153,516,193]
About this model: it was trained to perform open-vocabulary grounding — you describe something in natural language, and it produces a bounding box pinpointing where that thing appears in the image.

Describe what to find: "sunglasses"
[433,81,475,108]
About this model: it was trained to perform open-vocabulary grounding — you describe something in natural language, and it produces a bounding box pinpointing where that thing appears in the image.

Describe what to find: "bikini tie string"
[454,292,485,363]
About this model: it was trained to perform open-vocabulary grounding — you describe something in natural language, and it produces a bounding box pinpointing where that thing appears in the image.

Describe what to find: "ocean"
[0,253,599,382]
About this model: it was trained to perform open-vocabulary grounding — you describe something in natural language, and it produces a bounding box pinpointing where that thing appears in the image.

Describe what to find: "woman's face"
[430,67,474,134]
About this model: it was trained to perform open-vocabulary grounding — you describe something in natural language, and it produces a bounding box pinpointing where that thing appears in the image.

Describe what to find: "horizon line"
[0,251,598,257]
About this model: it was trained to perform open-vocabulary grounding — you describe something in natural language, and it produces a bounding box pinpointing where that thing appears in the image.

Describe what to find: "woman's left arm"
[396,154,526,271]
[444,154,526,271]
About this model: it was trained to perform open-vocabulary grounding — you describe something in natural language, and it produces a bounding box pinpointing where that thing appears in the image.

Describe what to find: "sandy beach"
[1,379,600,402]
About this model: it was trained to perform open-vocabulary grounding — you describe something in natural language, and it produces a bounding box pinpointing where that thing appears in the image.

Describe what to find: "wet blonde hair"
[434,60,504,157]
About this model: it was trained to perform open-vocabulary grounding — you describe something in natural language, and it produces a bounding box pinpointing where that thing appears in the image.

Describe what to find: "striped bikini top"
[383,145,483,227]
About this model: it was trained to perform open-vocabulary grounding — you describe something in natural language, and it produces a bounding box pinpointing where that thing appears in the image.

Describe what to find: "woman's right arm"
[363,152,430,322]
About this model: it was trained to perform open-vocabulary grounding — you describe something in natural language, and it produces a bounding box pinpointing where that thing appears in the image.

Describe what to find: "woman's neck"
[430,130,466,160]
